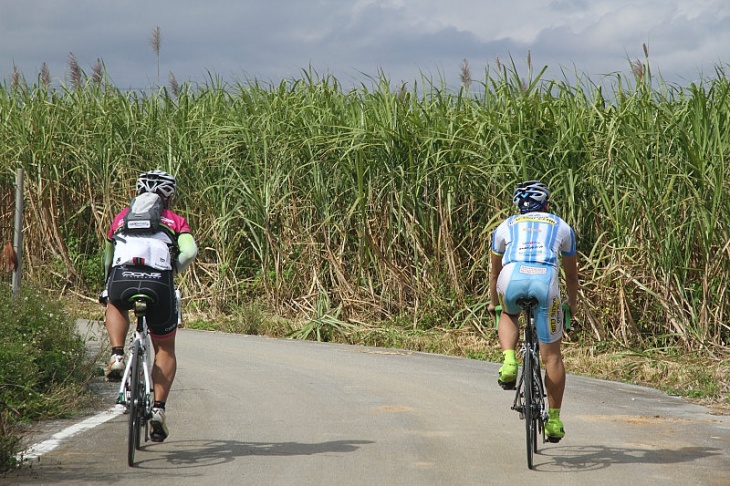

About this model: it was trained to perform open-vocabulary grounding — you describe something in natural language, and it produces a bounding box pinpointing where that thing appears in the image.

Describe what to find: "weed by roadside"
[0,287,97,473]
[562,342,730,415]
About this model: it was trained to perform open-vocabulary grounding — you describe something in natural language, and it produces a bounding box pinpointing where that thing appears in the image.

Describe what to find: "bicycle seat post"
[133,299,148,318]
[132,297,151,334]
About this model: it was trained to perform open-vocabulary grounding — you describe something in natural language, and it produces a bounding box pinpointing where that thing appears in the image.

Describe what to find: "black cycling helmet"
[513,180,550,213]
[136,170,176,199]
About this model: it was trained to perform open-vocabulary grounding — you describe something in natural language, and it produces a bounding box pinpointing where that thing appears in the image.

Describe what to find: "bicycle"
[116,294,155,467]
[495,299,571,470]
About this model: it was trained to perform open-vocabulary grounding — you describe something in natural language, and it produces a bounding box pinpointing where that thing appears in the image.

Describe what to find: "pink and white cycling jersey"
[491,212,576,268]
[107,208,191,239]
[107,208,192,271]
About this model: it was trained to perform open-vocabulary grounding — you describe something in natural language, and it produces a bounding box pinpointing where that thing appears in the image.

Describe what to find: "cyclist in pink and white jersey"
[100,170,197,443]
[488,180,579,442]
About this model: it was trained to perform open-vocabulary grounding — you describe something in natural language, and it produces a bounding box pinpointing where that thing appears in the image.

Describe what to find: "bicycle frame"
[116,313,152,413]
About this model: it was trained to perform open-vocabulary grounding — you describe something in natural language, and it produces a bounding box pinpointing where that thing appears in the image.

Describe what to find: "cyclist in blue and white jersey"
[488,180,579,442]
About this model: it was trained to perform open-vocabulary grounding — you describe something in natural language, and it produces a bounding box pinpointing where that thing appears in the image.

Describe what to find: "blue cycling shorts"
[496,262,563,343]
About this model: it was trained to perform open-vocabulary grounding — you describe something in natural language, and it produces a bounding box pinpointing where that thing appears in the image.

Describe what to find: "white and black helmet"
[513,180,550,213]
[136,170,176,198]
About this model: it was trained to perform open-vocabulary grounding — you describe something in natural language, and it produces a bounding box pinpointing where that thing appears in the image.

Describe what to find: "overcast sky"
[1,0,728,91]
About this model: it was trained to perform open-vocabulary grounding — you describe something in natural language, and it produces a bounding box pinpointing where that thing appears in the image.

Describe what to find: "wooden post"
[12,168,23,297]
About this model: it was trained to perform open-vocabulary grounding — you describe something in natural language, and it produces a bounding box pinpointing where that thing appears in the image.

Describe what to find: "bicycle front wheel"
[127,340,143,467]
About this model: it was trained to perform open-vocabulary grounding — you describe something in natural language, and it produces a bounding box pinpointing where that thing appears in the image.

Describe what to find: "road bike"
[116,294,155,467]
[495,299,571,470]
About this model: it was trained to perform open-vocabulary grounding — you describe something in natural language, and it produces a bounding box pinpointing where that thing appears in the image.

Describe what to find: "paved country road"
[3,321,729,485]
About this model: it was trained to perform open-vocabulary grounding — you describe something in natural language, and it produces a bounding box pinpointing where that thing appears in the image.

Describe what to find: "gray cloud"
[1,0,727,90]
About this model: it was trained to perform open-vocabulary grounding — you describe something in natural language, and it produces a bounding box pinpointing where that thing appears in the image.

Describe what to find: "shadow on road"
[0,439,376,484]
[535,444,726,472]
[135,438,376,469]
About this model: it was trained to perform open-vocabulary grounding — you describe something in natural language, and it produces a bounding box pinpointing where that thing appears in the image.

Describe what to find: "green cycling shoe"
[545,416,565,442]
[497,361,518,390]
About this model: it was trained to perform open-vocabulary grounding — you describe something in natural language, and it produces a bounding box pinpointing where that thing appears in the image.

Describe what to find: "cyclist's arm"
[176,232,198,273]
[103,240,114,282]
[561,253,579,316]
[489,251,503,311]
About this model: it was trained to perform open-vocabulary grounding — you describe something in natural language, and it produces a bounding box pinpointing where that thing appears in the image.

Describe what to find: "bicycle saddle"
[516,297,539,308]
[121,289,158,316]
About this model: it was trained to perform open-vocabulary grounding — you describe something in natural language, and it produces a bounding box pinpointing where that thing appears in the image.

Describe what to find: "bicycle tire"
[134,347,144,452]
[523,347,535,469]
[127,339,142,467]
[533,355,547,447]
[531,358,543,452]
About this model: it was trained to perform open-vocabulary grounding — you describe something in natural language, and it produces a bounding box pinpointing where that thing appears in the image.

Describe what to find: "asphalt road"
[3,321,729,485]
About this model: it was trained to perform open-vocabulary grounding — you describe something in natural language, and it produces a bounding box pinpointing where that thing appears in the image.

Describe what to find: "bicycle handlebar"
[562,303,572,331]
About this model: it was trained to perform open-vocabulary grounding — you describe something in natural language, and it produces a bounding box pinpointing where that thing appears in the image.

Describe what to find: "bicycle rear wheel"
[532,359,546,447]
[127,340,143,467]
[523,350,536,469]
[532,360,544,452]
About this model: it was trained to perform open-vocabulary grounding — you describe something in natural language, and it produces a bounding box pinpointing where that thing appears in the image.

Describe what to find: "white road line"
[15,406,123,463]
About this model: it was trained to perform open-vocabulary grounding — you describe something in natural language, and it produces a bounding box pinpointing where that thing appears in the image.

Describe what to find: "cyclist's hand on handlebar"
[98,289,108,306]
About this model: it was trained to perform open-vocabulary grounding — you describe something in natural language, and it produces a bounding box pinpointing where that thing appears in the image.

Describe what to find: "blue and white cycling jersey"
[491,212,576,343]
[491,212,576,267]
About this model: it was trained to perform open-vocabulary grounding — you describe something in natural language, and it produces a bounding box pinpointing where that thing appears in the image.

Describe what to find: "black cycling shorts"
[107,264,178,337]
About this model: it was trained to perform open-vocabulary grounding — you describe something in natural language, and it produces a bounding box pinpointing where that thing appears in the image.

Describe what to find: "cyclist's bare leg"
[105,304,130,349]
[497,312,520,351]
[151,335,177,403]
[539,340,565,409]
[496,312,520,387]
